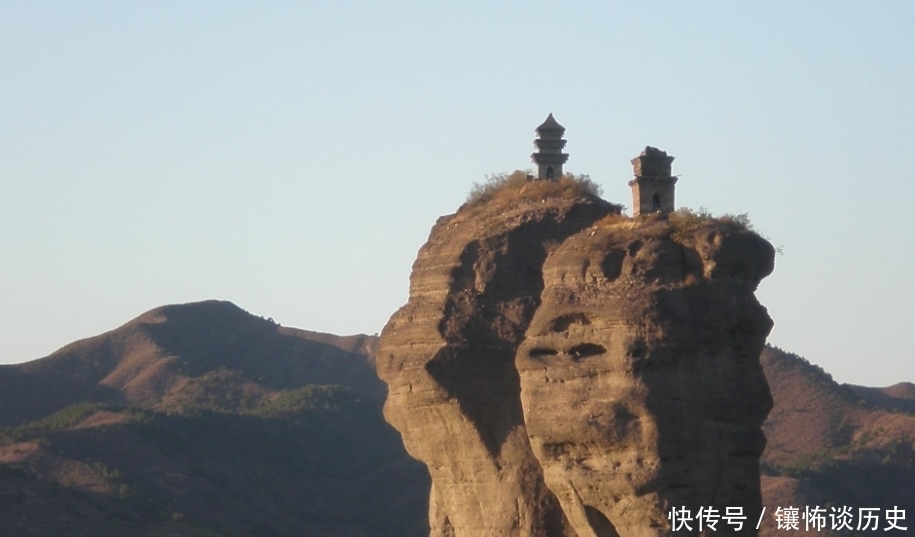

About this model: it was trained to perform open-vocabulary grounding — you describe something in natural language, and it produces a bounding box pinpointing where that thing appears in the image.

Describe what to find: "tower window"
[547,166,554,179]
[652,193,661,211]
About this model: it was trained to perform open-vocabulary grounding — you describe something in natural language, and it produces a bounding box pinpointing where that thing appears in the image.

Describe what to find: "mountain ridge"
[0,300,384,427]
[0,301,912,536]
[758,345,915,536]
[0,300,429,537]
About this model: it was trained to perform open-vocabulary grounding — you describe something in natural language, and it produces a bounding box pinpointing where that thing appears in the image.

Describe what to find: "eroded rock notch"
[377,193,775,537]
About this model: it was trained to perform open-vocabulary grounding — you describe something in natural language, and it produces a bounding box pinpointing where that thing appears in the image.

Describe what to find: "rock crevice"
[378,200,775,537]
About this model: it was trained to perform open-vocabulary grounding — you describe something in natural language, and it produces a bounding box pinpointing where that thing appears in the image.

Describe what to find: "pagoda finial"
[536,113,565,133]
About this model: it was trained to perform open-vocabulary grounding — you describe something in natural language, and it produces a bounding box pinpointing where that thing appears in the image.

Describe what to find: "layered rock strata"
[377,195,775,537]
[516,216,775,537]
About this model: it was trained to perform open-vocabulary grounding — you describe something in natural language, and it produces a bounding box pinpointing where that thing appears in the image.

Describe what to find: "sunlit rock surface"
[377,195,775,537]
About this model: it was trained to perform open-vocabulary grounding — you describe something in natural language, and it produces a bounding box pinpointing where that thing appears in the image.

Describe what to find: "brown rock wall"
[377,197,616,536]
[378,202,775,537]
[517,221,774,536]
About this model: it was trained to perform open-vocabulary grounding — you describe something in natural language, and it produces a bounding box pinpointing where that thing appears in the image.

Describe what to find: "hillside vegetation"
[0,301,428,537]
[1,302,912,536]
[759,346,915,536]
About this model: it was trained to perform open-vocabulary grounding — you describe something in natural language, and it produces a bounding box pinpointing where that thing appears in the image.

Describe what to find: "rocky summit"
[376,189,776,536]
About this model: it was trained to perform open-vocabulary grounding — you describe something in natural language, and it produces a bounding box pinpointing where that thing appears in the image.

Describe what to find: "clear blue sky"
[2,1,913,386]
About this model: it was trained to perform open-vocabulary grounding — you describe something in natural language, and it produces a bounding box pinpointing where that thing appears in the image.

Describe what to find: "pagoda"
[628,146,677,217]
[531,113,569,181]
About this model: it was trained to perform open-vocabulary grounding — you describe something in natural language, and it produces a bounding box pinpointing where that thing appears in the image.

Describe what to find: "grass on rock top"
[464,173,755,243]
[593,207,759,245]
[465,170,603,207]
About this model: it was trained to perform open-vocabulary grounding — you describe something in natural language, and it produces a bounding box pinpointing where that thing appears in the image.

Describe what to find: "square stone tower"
[628,146,677,217]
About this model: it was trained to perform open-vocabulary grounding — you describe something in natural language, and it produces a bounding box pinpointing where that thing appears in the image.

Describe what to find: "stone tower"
[629,146,677,217]
[531,113,569,181]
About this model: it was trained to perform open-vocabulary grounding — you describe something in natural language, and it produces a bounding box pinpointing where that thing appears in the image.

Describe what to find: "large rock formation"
[376,191,775,537]
[517,216,775,537]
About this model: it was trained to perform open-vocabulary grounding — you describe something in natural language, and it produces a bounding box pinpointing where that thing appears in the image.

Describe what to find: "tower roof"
[535,113,565,133]
[639,146,669,158]
[631,146,675,178]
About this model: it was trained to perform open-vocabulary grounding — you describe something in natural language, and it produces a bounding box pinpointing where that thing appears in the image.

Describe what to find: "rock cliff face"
[376,194,775,537]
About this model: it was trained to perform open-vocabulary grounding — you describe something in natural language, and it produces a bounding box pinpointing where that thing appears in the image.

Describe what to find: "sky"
[1,1,913,386]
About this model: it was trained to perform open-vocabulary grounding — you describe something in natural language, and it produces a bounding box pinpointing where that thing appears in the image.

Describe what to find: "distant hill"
[1,303,912,536]
[759,346,915,536]
[0,301,386,425]
[0,301,428,537]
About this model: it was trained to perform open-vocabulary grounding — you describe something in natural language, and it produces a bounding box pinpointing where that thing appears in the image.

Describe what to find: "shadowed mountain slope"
[847,382,915,415]
[0,301,384,426]
[759,346,915,536]
[0,301,428,537]
[1,303,912,537]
